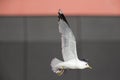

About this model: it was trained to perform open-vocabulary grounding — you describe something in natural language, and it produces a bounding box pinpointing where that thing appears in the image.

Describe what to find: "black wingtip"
[58,9,63,14]
[58,9,69,26]
[80,59,89,62]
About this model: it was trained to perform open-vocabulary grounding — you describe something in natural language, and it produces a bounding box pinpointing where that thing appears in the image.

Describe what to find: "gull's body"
[55,59,89,69]
[51,9,92,76]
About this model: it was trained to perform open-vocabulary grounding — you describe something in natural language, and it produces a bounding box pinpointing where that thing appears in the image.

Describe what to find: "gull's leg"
[57,66,64,76]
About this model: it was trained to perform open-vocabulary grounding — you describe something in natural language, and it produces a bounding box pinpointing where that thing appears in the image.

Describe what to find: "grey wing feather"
[58,11,78,61]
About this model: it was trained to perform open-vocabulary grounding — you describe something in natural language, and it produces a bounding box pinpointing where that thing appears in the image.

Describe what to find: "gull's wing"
[58,10,78,61]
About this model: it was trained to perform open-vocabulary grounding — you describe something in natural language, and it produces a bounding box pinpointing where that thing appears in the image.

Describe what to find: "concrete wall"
[0,16,120,80]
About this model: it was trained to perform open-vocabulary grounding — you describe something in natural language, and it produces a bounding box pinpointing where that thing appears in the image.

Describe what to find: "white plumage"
[51,9,92,76]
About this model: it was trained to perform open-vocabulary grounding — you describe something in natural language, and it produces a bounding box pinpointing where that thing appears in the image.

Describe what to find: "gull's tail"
[51,58,63,73]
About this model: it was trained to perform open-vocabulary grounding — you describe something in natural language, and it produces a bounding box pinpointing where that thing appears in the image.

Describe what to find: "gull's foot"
[56,67,64,76]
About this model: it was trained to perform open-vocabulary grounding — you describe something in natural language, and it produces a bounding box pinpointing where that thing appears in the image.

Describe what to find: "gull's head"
[78,60,92,69]
[84,62,92,69]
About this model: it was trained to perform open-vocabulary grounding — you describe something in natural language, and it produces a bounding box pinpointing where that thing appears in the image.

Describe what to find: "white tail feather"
[51,58,63,73]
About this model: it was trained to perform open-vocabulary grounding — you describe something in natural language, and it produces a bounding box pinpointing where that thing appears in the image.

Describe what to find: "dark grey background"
[0,16,120,80]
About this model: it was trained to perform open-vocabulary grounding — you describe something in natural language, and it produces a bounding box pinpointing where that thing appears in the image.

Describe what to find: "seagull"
[51,9,92,76]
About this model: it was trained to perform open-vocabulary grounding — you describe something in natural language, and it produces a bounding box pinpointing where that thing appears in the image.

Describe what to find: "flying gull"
[51,9,92,76]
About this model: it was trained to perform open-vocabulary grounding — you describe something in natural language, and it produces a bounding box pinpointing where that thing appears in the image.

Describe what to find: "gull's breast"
[61,59,78,69]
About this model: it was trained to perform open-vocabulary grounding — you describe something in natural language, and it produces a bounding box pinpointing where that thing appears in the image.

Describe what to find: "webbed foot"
[56,67,64,76]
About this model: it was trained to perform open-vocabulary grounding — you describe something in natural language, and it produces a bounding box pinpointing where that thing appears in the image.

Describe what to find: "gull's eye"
[85,64,88,66]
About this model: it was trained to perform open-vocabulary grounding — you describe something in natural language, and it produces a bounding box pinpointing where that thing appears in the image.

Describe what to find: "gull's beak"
[88,66,92,69]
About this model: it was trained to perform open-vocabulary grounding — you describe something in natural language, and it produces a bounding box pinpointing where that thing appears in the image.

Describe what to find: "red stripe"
[0,0,120,16]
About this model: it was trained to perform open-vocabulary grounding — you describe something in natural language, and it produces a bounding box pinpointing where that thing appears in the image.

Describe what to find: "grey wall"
[0,16,120,80]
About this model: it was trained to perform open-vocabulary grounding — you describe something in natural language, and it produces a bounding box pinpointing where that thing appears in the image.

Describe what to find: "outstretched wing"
[58,9,78,61]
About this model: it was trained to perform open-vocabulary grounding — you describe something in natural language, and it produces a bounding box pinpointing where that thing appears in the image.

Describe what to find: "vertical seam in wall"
[23,16,28,80]
[76,16,82,80]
